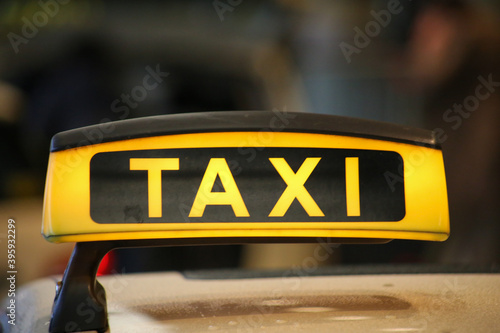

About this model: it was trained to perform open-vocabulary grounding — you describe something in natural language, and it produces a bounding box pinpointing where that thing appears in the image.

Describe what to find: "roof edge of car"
[182,263,500,280]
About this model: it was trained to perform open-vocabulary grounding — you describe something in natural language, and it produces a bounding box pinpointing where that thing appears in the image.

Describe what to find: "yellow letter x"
[269,157,324,217]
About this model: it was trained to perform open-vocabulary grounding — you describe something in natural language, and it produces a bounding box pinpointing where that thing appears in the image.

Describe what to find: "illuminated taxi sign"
[42,111,449,243]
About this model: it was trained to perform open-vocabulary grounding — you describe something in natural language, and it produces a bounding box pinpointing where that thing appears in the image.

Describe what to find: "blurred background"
[1,0,499,292]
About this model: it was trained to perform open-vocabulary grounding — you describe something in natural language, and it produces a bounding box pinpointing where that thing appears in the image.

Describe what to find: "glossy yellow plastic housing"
[42,130,449,243]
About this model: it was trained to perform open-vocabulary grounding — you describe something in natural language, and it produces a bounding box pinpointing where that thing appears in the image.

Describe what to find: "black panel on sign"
[90,148,405,223]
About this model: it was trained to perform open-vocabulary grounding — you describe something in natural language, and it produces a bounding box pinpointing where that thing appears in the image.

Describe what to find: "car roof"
[8,270,500,332]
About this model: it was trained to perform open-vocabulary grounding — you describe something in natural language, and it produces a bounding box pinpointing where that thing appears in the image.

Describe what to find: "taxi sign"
[42,111,449,243]
[43,111,450,333]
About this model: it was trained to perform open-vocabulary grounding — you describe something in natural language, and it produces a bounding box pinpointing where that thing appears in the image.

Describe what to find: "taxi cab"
[1,111,499,332]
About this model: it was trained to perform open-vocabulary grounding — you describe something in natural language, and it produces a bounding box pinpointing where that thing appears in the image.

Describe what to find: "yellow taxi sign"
[42,111,449,243]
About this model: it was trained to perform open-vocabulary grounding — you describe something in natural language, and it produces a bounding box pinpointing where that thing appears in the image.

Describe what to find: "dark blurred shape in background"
[394,0,500,264]
[0,0,499,286]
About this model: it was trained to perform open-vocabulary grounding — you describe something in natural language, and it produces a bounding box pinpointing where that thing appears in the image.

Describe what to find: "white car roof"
[6,270,500,332]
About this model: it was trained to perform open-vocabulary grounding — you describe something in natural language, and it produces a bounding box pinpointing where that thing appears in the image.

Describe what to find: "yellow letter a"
[189,158,249,217]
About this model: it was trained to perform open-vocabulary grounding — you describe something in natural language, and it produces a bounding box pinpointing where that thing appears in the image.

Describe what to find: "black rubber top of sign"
[50,111,438,152]
[90,148,405,223]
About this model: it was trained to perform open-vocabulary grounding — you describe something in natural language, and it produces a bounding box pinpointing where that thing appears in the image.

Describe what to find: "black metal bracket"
[49,241,114,333]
